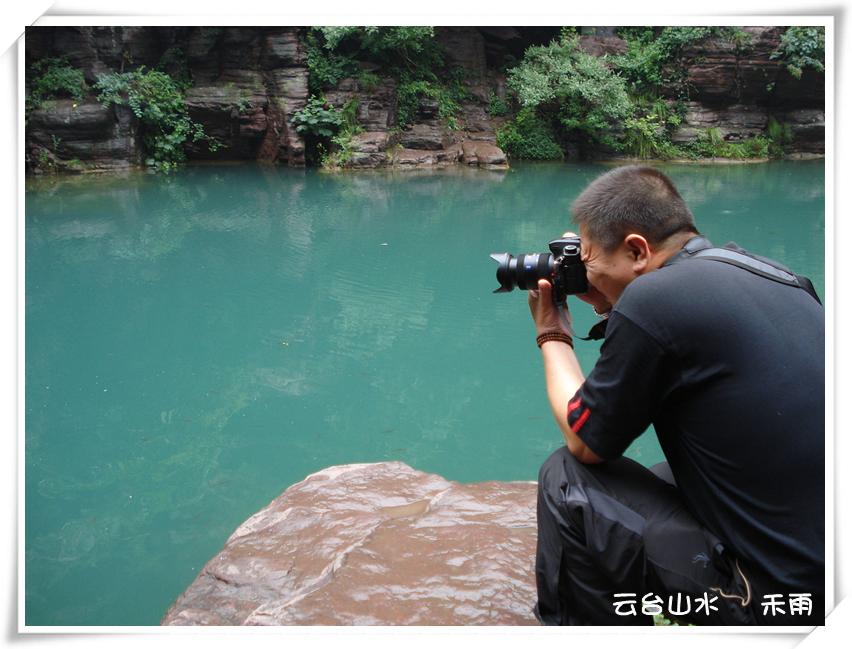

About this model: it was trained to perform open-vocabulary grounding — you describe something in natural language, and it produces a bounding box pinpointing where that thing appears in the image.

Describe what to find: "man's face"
[579,225,638,305]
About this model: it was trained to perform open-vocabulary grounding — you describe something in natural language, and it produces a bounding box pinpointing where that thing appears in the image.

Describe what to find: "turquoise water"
[25,160,825,625]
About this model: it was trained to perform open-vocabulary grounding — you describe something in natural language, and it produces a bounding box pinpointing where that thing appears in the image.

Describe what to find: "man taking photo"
[528,165,824,626]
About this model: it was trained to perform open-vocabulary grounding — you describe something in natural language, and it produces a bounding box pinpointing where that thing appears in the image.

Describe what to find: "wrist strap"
[536,331,574,349]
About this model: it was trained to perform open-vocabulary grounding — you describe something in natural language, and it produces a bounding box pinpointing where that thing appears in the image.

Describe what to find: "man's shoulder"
[615,261,707,312]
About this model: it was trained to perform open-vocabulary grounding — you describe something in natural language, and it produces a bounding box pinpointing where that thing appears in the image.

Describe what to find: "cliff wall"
[25,26,824,174]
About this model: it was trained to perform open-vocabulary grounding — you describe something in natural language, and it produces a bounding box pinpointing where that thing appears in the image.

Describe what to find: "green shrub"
[316,26,436,57]
[292,95,344,138]
[623,115,680,159]
[496,107,563,160]
[304,27,444,93]
[302,27,462,138]
[156,47,192,90]
[679,128,769,160]
[487,91,509,116]
[396,74,468,130]
[771,26,825,79]
[304,30,360,94]
[95,67,222,172]
[613,27,753,97]
[293,96,367,168]
[318,99,366,169]
[767,116,794,157]
[28,57,88,109]
[506,33,632,149]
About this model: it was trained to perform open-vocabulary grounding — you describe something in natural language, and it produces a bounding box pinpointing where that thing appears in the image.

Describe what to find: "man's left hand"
[528,279,571,337]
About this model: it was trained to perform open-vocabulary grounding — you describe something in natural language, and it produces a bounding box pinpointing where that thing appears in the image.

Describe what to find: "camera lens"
[490,252,555,293]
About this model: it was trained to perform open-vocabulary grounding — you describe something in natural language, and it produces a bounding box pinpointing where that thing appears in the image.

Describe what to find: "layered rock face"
[25,26,824,174]
[161,462,539,626]
[24,26,509,173]
[25,26,310,172]
[668,26,825,153]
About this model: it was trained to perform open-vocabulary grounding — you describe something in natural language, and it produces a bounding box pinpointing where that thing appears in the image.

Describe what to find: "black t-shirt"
[568,240,824,599]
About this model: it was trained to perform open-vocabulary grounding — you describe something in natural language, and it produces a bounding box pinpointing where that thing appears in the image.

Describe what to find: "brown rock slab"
[161,461,538,626]
[577,35,628,57]
[461,140,508,168]
[398,123,451,151]
[26,99,141,173]
[671,103,769,143]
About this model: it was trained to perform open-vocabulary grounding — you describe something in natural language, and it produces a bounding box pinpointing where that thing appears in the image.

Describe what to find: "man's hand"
[577,284,612,316]
[528,279,570,336]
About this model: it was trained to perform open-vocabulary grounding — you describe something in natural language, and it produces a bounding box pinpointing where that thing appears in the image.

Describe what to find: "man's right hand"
[577,284,612,315]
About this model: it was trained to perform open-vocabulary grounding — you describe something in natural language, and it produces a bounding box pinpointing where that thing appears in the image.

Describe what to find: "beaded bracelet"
[536,331,574,349]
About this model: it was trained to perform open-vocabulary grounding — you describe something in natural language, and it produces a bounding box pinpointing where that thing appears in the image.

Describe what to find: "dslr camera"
[491,236,588,304]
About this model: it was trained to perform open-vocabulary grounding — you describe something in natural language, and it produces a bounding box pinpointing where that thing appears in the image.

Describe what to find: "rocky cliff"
[26,27,310,172]
[668,26,824,154]
[25,26,824,175]
[161,461,539,625]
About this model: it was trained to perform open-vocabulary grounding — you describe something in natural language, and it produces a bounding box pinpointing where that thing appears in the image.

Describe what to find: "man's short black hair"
[571,165,698,251]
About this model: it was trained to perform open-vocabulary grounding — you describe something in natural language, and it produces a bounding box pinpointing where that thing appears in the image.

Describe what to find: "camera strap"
[571,235,821,343]
[558,304,609,342]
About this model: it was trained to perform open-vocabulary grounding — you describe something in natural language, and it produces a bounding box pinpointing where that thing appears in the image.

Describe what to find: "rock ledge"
[161,461,538,626]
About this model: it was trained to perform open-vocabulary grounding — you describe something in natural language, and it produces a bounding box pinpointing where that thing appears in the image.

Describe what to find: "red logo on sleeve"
[567,397,591,433]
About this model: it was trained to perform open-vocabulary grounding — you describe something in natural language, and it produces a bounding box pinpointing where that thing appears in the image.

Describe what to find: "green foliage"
[620,96,683,159]
[679,128,770,159]
[358,70,380,91]
[487,91,509,116]
[156,47,192,90]
[223,82,254,114]
[396,73,469,130]
[316,26,435,56]
[771,27,825,79]
[35,148,54,171]
[304,30,360,94]
[302,26,464,137]
[292,95,344,138]
[496,107,563,160]
[322,100,365,169]
[623,115,680,159]
[304,27,443,94]
[767,116,794,157]
[506,33,632,148]
[27,57,88,109]
[613,27,753,96]
[95,67,222,172]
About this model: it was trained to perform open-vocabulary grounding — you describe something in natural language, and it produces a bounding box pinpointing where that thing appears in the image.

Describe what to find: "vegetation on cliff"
[504,31,632,152]
[296,25,823,165]
[24,25,826,173]
[26,57,88,112]
[298,26,471,166]
[771,26,825,79]
[94,68,223,172]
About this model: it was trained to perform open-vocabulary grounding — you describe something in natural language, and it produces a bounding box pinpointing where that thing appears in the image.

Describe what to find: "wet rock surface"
[161,462,539,626]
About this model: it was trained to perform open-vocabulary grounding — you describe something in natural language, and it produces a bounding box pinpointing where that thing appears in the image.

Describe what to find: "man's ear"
[624,234,652,272]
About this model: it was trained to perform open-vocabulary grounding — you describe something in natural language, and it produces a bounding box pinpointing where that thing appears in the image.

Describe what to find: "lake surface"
[25,160,825,625]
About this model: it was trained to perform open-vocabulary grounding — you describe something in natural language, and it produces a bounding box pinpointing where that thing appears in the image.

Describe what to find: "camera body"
[491,236,588,304]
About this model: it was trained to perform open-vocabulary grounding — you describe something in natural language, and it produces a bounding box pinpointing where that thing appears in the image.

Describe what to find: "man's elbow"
[566,436,606,464]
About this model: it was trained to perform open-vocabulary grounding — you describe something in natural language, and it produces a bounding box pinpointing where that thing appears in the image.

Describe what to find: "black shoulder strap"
[679,239,822,305]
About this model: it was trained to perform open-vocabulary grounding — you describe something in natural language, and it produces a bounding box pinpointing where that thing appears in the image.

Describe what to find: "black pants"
[534,446,817,626]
